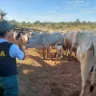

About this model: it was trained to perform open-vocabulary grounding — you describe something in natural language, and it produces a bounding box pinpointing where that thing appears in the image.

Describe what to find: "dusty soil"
[17,48,96,96]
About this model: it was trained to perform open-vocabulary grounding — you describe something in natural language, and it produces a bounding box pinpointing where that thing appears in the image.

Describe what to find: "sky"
[0,0,96,22]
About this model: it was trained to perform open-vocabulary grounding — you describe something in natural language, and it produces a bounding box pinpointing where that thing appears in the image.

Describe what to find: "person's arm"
[9,44,25,60]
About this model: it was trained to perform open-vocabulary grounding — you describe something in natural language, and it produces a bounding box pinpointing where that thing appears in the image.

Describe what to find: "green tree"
[0,9,7,20]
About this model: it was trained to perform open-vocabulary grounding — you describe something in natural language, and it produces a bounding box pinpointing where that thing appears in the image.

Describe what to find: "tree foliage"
[0,9,7,20]
[0,9,96,31]
[12,19,96,31]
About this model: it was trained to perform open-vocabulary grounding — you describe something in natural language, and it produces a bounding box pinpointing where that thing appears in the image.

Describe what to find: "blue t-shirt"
[0,38,24,60]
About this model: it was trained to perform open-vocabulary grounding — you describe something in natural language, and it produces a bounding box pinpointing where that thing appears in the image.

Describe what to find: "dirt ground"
[17,48,96,96]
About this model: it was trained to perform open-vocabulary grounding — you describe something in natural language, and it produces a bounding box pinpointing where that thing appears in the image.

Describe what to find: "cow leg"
[80,63,88,96]
[66,49,70,56]
[74,50,77,57]
[54,52,57,58]
[60,50,64,64]
[90,69,95,96]
[42,49,46,59]
[44,49,50,59]
[65,49,71,61]
[90,58,96,96]
[44,49,47,59]
[80,50,94,96]
[72,49,77,59]
[77,46,85,96]
[47,48,52,60]
[67,44,75,60]
[68,47,73,57]
[60,50,64,59]
[64,49,68,60]
[90,38,96,95]
[55,52,58,64]
[45,49,49,58]
[65,50,67,56]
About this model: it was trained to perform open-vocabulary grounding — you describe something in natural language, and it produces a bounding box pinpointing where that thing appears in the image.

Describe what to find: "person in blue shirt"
[0,20,25,96]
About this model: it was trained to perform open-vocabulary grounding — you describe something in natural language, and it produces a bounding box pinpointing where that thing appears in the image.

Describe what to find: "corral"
[17,48,96,96]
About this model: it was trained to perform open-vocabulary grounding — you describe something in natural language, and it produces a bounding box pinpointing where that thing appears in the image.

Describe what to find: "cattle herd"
[13,29,96,96]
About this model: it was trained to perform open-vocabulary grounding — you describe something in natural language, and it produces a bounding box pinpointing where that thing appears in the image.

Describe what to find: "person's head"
[6,29,14,38]
[0,20,15,38]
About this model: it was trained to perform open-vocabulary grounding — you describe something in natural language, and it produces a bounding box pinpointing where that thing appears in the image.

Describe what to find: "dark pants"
[0,87,4,96]
[0,75,19,96]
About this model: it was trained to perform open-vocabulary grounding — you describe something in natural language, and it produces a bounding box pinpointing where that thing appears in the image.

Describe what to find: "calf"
[53,44,64,64]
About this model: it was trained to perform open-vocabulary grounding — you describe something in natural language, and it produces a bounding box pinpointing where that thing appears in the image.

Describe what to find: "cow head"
[26,32,42,48]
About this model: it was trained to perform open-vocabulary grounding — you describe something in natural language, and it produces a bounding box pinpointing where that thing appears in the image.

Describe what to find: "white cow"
[16,32,29,48]
[21,33,29,42]
[64,31,79,59]
[53,44,64,64]
[26,32,64,59]
[76,32,96,96]
[64,30,93,59]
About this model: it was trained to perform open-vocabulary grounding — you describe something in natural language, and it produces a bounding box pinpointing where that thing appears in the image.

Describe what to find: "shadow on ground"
[17,49,96,96]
